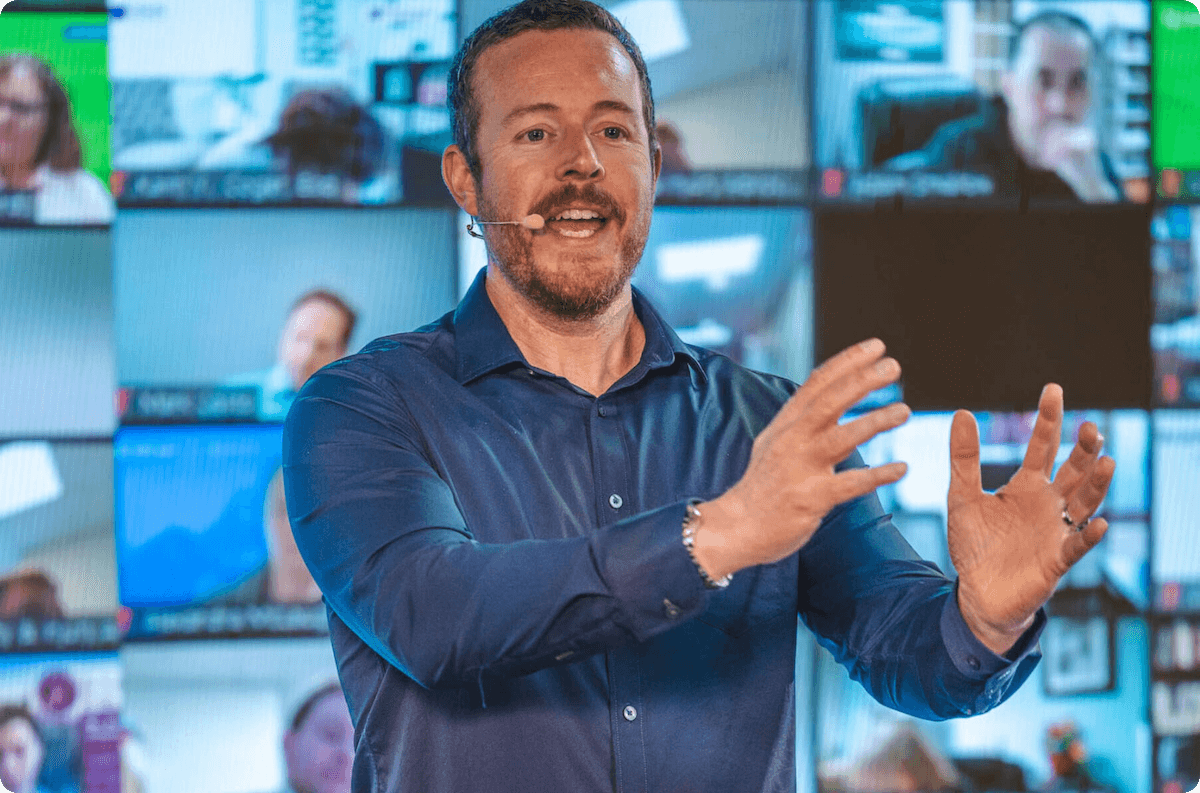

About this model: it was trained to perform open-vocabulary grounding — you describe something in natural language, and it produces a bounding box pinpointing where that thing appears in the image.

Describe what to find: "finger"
[824,402,911,463]
[777,339,889,426]
[824,461,909,507]
[947,410,982,501]
[1021,384,1063,479]
[1064,455,1116,524]
[1052,421,1105,499]
[794,355,902,434]
[1062,515,1109,569]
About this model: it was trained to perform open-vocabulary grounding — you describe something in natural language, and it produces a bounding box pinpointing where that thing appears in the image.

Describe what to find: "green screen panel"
[0,12,110,186]
[1153,0,1200,171]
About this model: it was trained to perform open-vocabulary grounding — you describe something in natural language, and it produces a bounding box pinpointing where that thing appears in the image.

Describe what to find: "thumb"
[948,410,982,505]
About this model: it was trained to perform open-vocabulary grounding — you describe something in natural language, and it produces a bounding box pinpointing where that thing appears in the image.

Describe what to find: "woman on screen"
[0,54,115,225]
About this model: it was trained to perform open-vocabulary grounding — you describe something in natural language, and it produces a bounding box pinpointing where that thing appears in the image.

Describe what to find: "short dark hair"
[0,704,43,747]
[289,289,358,348]
[288,681,344,733]
[0,54,83,172]
[1009,10,1097,64]
[448,0,657,182]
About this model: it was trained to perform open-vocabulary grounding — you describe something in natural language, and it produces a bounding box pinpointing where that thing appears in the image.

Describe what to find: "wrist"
[956,586,1035,657]
[687,495,750,583]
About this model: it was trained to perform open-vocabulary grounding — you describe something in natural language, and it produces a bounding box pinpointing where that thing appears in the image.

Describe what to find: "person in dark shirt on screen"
[283,1,1116,791]
[918,11,1122,203]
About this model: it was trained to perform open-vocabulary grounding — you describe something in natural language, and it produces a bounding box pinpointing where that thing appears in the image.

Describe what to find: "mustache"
[530,184,624,224]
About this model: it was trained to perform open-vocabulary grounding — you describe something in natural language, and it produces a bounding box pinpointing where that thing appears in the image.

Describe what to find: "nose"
[556,127,604,182]
[1044,88,1067,116]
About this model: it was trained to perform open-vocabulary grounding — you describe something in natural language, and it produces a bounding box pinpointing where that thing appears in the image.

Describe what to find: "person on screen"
[226,290,357,422]
[0,570,64,621]
[272,682,352,793]
[282,1,1117,790]
[821,724,961,793]
[265,89,397,205]
[0,705,50,793]
[917,12,1122,203]
[0,55,115,225]
[201,467,321,606]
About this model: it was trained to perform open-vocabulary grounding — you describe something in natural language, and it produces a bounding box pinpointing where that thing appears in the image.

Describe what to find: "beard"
[477,182,652,321]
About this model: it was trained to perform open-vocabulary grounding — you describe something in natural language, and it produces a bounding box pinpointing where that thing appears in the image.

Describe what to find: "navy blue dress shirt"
[283,270,1045,793]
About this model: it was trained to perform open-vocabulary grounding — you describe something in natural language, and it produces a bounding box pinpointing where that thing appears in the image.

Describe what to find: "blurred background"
[0,0,1196,791]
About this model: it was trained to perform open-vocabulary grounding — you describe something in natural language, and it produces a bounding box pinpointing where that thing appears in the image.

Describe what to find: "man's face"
[0,64,48,176]
[278,299,349,391]
[283,693,354,793]
[464,28,660,320]
[0,718,45,793]
[1002,25,1093,169]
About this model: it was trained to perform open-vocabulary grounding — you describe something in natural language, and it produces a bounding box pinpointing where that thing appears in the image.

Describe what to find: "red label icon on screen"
[110,171,127,198]
[116,388,131,419]
[822,168,845,197]
[1162,169,1182,199]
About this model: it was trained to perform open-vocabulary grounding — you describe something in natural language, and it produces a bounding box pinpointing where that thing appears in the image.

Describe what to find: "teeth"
[557,228,596,238]
[551,209,602,221]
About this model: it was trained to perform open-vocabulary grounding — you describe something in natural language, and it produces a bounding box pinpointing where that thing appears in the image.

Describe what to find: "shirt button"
[663,599,681,619]
[966,655,981,671]
[608,493,623,509]
[623,705,637,722]
[597,404,607,417]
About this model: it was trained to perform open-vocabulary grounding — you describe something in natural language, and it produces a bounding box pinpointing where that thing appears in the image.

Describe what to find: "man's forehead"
[1017,25,1092,67]
[473,28,641,112]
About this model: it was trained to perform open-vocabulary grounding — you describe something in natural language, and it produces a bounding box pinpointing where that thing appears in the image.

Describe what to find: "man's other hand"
[948,384,1115,655]
[693,339,910,581]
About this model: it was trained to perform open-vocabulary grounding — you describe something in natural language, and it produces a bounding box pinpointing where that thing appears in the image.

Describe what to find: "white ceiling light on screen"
[0,442,63,522]
[609,0,690,62]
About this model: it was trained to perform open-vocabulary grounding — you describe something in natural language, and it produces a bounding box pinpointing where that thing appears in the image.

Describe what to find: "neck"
[485,266,645,397]
[0,161,37,189]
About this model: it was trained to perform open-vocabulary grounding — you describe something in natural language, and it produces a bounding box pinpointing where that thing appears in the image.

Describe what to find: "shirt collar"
[453,267,705,387]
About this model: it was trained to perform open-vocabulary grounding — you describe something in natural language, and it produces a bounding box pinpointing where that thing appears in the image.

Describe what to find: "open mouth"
[544,208,608,238]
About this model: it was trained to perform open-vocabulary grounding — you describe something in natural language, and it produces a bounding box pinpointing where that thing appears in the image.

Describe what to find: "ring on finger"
[1061,507,1090,533]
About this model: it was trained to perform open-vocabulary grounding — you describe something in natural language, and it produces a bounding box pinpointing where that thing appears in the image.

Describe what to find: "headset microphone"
[466,214,545,238]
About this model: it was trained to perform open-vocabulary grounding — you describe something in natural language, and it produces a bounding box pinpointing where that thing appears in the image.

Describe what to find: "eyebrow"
[502,99,639,126]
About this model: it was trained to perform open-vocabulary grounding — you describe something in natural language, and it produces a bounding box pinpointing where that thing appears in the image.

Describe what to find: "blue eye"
[525,129,546,142]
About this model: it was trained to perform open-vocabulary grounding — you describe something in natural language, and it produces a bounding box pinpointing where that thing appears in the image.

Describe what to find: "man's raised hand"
[948,384,1116,654]
[692,339,910,580]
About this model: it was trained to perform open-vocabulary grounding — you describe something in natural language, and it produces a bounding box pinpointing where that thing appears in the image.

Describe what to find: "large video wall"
[0,1,1195,792]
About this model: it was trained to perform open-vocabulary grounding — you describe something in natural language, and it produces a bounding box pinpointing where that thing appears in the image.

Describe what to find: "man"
[275,683,354,793]
[227,290,357,421]
[282,2,1115,791]
[0,705,49,793]
[918,11,1123,202]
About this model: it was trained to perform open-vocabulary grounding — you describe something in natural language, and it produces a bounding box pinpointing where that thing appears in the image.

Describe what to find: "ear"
[650,141,662,192]
[442,144,480,217]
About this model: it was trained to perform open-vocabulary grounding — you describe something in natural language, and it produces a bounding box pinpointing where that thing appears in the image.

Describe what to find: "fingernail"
[861,338,883,354]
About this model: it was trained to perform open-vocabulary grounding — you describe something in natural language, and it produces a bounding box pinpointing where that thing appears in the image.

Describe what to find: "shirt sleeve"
[797,451,1044,721]
[282,362,709,690]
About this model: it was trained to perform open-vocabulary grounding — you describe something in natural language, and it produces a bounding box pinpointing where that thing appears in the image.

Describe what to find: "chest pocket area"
[694,555,797,638]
